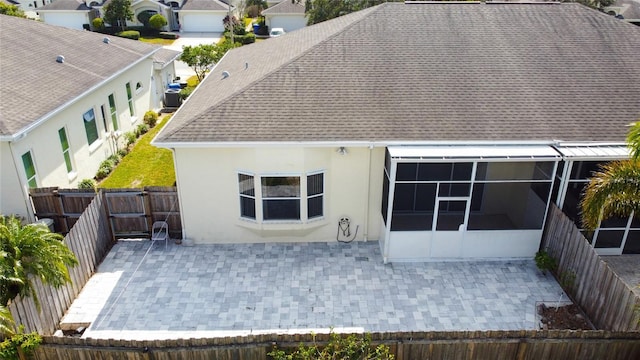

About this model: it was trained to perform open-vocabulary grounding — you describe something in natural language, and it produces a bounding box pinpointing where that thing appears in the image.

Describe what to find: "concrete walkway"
[602,255,640,296]
[63,240,567,340]
[164,32,222,80]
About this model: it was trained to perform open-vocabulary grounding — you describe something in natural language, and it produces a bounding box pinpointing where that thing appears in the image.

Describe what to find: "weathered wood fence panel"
[9,193,114,335]
[30,187,182,240]
[541,205,640,331]
[32,331,640,360]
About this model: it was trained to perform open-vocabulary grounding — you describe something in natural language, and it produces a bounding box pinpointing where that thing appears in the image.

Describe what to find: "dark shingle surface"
[155,3,640,145]
[0,15,160,136]
[180,0,229,11]
[37,0,91,11]
[262,0,305,15]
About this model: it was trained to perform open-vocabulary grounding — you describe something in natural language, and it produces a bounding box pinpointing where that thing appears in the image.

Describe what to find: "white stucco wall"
[0,142,32,218]
[173,146,384,244]
[2,59,154,219]
[39,12,90,30]
[265,14,307,32]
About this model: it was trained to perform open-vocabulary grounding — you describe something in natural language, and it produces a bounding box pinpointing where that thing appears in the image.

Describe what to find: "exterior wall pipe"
[363,144,374,241]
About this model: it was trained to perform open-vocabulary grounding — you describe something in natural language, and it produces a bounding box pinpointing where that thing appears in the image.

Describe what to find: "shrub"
[78,178,97,190]
[117,148,129,158]
[0,327,42,360]
[92,17,104,30]
[158,31,179,39]
[124,131,137,147]
[268,331,393,360]
[116,30,140,40]
[137,11,153,27]
[149,14,168,30]
[95,167,110,180]
[179,87,194,100]
[237,33,256,44]
[107,154,120,165]
[135,124,149,137]
[143,110,158,127]
[535,250,557,274]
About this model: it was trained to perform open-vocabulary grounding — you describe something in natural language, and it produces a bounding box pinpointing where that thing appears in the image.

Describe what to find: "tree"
[304,0,388,25]
[0,216,78,308]
[580,122,640,230]
[0,3,26,18]
[179,42,240,82]
[149,14,168,31]
[103,0,134,32]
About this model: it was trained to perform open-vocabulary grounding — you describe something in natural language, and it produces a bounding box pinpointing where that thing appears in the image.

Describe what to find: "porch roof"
[387,145,561,161]
[553,144,630,161]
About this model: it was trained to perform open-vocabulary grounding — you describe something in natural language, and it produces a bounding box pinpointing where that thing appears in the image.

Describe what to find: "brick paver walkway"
[63,240,566,340]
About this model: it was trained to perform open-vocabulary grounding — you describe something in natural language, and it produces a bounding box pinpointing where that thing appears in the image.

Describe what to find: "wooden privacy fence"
[541,204,640,331]
[30,186,182,240]
[9,192,113,335]
[32,330,640,360]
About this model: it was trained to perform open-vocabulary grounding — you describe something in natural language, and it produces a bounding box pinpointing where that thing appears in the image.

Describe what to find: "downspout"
[363,144,374,241]
[8,142,35,222]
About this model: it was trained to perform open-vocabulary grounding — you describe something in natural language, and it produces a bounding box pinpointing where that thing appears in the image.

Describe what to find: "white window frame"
[21,150,38,188]
[238,171,325,223]
[58,127,76,179]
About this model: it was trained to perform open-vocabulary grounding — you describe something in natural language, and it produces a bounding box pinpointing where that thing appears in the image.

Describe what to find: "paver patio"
[63,240,567,340]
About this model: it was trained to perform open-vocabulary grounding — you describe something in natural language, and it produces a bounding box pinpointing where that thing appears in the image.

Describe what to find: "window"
[58,128,73,173]
[307,173,324,219]
[262,177,300,220]
[83,108,99,145]
[238,173,324,221]
[108,94,118,130]
[238,174,255,219]
[125,82,135,117]
[21,151,37,188]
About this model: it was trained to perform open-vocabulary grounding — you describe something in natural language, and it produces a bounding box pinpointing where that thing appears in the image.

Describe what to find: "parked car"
[270,28,285,37]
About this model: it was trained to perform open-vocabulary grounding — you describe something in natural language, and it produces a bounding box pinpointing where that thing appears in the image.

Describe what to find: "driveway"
[164,32,222,80]
[61,240,567,340]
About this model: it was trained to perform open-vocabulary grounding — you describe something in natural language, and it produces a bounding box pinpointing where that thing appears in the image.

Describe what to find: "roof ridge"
[158,4,386,141]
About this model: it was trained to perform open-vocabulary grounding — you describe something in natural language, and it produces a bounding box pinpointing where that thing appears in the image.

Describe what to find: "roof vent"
[245,62,249,70]
[222,71,230,79]
[103,37,110,44]
[56,55,65,63]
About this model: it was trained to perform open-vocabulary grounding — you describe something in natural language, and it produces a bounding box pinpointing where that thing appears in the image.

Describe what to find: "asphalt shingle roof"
[262,0,305,15]
[180,0,229,11]
[37,0,91,11]
[0,15,160,137]
[155,3,640,145]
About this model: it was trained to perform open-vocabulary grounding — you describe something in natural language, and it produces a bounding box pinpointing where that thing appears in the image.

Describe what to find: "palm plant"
[580,122,640,230]
[0,216,78,308]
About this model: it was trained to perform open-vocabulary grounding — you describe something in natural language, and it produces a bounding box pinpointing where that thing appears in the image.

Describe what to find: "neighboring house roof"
[605,0,640,21]
[153,48,182,68]
[261,0,305,15]
[180,0,229,11]
[154,3,640,145]
[0,0,21,6]
[37,0,91,11]
[0,15,160,138]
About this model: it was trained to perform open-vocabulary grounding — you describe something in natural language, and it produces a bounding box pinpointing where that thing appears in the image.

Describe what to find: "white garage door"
[181,13,225,32]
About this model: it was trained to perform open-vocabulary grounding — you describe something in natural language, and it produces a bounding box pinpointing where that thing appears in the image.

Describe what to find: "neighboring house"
[153,3,640,261]
[604,0,640,24]
[151,48,182,109]
[37,0,230,32]
[36,0,98,30]
[261,0,306,33]
[0,15,164,220]
[10,0,53,11]
[177,0,230,32]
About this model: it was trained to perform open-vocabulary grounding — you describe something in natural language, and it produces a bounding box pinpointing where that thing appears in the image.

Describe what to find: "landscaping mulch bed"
[538,303,594,330]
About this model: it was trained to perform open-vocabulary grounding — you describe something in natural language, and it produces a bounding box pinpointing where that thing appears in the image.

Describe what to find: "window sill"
[237,217,328,232]
[67,171,78,182]
[88,139,103,154]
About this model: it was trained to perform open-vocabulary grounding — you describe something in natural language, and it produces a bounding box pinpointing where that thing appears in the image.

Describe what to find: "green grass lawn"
[99,116,175,188]
[140,37,176,46]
